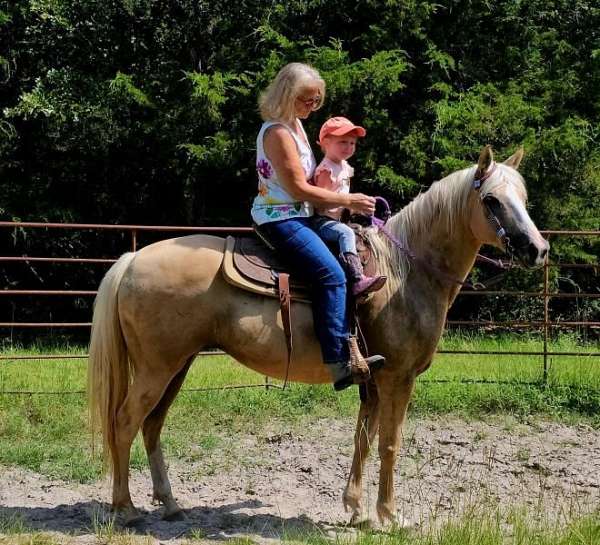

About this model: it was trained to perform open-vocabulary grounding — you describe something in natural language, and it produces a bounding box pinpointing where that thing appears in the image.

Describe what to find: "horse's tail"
[88,252,136,473]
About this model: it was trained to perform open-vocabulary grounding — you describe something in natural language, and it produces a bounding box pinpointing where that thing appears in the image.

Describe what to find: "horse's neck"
[392,180,481,300]
[417,221,480,301]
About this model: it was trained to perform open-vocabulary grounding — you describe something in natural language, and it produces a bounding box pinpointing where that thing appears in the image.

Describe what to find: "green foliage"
[372,165,417,196]
[179,132,235,167]
[2,0,598,226]
[0,0,598,328]
[109,72,154,108]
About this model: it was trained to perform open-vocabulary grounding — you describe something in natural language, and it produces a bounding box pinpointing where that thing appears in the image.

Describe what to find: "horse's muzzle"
[514,236,549,268]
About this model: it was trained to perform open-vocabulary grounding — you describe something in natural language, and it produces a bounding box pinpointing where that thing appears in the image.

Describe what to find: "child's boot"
[341,252,387,297]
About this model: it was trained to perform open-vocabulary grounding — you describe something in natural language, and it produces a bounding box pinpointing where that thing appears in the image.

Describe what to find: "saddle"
[222,236,311,302]
[221,225,380,303]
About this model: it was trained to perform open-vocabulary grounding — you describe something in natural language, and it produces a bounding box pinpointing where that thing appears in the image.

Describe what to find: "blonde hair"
[259,63,325,125]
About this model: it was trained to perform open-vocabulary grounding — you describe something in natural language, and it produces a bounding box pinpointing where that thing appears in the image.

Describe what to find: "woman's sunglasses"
[296,94,322,109]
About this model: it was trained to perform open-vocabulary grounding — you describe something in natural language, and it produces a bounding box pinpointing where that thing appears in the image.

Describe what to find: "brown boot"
[341,252,387,297]
[330,337,385,391]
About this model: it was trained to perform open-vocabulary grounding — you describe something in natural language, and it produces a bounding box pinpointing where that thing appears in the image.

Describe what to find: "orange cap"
[318,116,366,143]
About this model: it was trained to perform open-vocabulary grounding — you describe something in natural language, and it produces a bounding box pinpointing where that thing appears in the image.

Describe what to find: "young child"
[312,116,386,296]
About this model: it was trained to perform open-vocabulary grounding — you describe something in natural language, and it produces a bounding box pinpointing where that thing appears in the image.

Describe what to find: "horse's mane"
[365,163,527,295]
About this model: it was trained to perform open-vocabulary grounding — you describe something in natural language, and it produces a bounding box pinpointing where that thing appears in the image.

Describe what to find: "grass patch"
[0,333,598,481]
[0,512,28,534]
[277,508,600,545]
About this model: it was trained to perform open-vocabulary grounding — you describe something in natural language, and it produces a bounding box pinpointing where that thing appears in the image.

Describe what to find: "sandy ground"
[1,416,599,543]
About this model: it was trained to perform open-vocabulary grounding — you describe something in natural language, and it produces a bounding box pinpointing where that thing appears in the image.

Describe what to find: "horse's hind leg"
[112,366,176,525]
[343,381,380,524]
[142,358,193,521]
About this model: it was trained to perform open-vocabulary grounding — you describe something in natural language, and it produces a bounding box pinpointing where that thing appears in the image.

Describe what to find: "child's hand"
[348,193,376,215]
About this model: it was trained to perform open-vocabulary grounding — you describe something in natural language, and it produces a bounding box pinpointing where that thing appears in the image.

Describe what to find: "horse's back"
[122,234,226,294]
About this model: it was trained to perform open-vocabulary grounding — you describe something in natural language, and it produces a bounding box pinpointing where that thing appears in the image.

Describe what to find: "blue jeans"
[311,215,357,254]
[258,217,350,364]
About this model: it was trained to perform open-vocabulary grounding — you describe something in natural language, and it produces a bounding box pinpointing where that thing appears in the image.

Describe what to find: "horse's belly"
[220,298,332,385]
[237,356,332,385]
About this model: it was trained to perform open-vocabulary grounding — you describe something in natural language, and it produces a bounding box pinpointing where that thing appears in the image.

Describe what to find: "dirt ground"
[1,416,599,543]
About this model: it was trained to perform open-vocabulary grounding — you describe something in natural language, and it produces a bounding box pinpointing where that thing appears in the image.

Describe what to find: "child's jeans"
[311,215,357,255]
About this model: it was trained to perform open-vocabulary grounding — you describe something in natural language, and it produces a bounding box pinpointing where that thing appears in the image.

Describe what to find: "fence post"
[131,229,138,252]
[542,244,550,385]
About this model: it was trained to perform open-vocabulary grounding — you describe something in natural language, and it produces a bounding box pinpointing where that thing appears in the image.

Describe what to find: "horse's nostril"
[528,242,542,262]
[529,242,548,264]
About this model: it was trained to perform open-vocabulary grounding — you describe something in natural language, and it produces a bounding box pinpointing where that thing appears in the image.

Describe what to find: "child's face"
[322,134,358,162]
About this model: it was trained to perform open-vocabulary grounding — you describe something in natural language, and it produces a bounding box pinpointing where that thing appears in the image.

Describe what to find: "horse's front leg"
[375,370,415,525]
[343,381,380,524]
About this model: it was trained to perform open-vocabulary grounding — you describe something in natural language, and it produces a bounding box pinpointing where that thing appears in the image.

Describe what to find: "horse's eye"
[483,195,500,208]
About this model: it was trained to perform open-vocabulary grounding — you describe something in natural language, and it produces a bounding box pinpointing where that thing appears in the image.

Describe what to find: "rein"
[372,215,485,290]
[372,164,516,290]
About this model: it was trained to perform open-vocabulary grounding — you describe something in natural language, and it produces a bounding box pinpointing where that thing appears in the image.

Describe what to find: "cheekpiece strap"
[473,161,496,191]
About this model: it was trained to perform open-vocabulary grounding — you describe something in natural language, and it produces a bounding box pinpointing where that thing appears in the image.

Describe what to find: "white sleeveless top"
[251,120,317,225]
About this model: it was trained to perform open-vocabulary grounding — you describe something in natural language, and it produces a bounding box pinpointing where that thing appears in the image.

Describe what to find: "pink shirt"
[313,157,354,220]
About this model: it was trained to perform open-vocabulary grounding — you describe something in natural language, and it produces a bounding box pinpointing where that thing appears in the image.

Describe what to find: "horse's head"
[469,146,549,268]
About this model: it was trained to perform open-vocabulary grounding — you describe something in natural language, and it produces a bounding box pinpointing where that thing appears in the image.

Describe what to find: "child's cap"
[319,116,366,143]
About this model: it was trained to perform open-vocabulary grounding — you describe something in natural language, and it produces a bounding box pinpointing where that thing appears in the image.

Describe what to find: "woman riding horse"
[251,62,385,390]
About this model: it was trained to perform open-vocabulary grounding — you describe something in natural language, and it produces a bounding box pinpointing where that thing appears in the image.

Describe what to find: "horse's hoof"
[349,514,373,529]
[376,504,396,527]
[123,513,146,529]
[163,509,186,522]
[111,505,144,528]
[342,492,360,514]
[376,508,412,530]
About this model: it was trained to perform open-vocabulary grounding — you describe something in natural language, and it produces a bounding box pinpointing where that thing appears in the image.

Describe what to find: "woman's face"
[294,86,322,119]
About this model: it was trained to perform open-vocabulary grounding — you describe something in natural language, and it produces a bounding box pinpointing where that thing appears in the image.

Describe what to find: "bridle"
[473,162,516,263]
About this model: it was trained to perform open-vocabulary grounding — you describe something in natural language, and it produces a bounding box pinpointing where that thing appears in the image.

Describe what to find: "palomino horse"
[88,146,548,525]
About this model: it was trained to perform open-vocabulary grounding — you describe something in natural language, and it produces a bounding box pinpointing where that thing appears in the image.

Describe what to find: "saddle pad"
[222,236,311,303]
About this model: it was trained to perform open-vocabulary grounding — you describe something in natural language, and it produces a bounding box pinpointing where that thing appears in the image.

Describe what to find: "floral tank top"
[251,120,317,225]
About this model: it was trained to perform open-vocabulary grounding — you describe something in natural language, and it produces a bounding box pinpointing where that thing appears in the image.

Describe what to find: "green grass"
[2,508,597,545]
[275,509,600,545]
[0,333,598,483]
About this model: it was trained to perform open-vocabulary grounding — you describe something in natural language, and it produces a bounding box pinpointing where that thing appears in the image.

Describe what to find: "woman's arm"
[264,126,375,215]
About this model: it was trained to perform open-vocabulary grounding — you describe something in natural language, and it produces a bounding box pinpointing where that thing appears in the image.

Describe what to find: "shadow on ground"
[0,500,342,541]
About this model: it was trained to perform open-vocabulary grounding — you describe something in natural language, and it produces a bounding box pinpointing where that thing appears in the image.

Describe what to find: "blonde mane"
[365,163,527,294]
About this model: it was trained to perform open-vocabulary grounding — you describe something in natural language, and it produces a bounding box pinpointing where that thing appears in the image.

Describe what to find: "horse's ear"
[503,147,524,170]
[475,145,494,178]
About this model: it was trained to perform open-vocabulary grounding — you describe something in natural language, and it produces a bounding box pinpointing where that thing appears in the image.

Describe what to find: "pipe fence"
[0,221,598,394]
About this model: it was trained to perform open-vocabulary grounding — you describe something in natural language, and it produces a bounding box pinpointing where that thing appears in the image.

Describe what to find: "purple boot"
[341,252,387,297]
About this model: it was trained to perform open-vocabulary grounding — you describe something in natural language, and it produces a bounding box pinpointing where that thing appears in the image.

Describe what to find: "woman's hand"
[347,193,376,216]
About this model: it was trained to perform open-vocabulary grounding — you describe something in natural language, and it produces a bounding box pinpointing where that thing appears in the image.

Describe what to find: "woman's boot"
[341,252,387,297]
[327,336,385,391]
